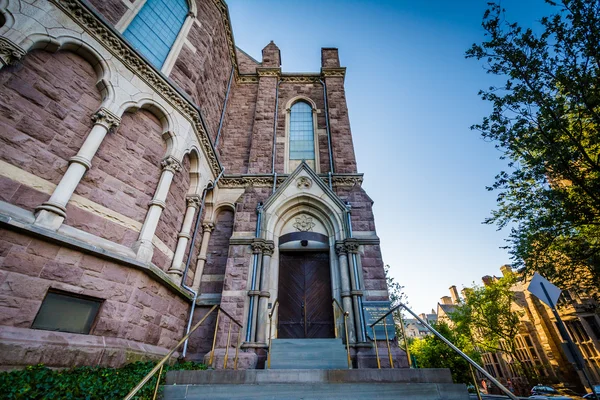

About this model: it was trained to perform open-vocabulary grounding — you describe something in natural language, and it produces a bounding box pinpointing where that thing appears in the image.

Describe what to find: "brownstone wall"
[325,77,357,173]
[0,228,191,367]
[200,209,234,295]
[87,0,128,24]
[236,48,259,74]
[0,50,100,186]
[247,77,278,174]
[233,187,272,233]
[169,0,232,141]
[217,81,258,173]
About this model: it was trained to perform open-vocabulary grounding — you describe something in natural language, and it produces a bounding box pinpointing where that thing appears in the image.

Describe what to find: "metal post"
[540,283,598,400]
[469,363,483,400]
[397,309,412,368]
[383,317,394,368]
[399,302,519,400]
[372,322,381,369]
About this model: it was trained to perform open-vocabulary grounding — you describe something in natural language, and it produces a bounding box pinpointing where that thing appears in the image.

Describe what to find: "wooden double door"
[278,251,334,339]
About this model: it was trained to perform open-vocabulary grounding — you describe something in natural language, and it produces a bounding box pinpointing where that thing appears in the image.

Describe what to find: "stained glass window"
[289,101,315,161]
[123,0,188,68]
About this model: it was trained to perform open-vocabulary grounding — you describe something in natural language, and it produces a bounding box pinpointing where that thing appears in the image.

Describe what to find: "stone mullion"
[134,156,182,262]
[34,107,121,230]
[167,195,201,281]
[255,241,274,344]
[336,242,357,343]
[192,222,215,291]
[345,238,365,343]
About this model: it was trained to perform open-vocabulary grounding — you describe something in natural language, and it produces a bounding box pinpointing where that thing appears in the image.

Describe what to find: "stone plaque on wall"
[363,301,396,340]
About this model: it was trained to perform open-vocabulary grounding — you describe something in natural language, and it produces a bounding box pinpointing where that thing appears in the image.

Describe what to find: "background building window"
[123,0,188,68]
[289,101,315,161]
[32,291,102,334]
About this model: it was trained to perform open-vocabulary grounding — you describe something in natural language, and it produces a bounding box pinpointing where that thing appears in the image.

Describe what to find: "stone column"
[247,239,265,342]
[335,242,357,343]
[255,241,274,344]
[34,107,121,230]
[345,238,365,342]
[134,156,181,262]
[167,194,201,281]
[191,222,215,292]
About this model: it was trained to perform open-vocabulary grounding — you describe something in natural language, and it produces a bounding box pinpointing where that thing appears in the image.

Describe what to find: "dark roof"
[438,303,458,317]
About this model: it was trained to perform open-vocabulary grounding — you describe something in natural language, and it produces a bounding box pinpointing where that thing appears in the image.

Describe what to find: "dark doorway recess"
[278,251,334,339]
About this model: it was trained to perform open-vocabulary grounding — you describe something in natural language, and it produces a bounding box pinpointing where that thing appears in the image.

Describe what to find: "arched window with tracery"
[123,0,189,68]
[288,100,318,172]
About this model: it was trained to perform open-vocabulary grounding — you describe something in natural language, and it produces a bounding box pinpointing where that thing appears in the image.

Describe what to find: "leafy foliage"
[0,361,206,400]
[467,0,600,295]
[408,321,481,384]
[384,265,409,340]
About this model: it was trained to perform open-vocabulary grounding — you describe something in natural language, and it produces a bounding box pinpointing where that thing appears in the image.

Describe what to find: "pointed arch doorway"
[278,250,334,338]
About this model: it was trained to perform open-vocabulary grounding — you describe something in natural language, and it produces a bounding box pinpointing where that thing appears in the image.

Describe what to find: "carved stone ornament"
[335,243,348,256]
[202,222,215,233]
[91,107,121,131]
[344,238,360,253]
[296,176,312,190]
[251,240,266,254]
[186,195,202,208]
[293,215,316,232]
[0,37,26,67]
[263,242,275,257]
[161,156,182,173]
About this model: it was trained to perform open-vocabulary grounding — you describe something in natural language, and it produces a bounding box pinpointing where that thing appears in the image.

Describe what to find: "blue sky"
[227,0,553,313]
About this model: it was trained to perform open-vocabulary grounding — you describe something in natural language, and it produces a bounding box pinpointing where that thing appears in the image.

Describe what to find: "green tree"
[467,0,600,295]
[408,321,480,384]
[384,265,408,340]
[449,274,542,382]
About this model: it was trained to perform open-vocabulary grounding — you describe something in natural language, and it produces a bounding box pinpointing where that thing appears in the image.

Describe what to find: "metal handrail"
[267,298,280,368]
[368,302,519,400]
[332,298,352,368]
[124,304,245,400]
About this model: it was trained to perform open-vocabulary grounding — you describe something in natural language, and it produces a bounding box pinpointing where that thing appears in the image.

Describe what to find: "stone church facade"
[0,0,398,369]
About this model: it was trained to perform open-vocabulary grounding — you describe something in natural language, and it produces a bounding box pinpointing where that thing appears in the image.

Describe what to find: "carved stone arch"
[0,0,16,36]
[285,95,318,111]
[17,34,115,104]
[184,147,202,196]
[119,97,180,159]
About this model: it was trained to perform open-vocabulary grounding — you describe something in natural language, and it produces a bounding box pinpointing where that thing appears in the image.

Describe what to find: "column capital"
[335,241,347,256]
[0,37,26,67]
[186,194,202,208]
[251,238,266,254]
[161,156,182,173]
[202,222,215,233]
[91,107,121,131]
[344,238,360,253]
[262,241,275,256]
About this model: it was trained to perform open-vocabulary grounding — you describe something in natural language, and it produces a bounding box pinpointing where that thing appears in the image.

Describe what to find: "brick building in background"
[0,0,402,369]
[437,267,600,392]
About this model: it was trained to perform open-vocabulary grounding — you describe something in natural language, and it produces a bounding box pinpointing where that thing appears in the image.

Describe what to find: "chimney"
[440,296,452,305]
[500,264,513,277]
[461,288,473,299]
[449,285,460,304]
[419,313,426,320]
[482,275,494,286]
[321,47,340,68]
[261,41,281,67]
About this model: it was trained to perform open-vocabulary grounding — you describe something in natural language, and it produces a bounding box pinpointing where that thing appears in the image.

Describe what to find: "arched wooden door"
[278,251,334,338]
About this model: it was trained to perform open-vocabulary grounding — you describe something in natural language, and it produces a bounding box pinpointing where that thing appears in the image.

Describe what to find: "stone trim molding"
[69,155,92,170]
[49,0,223,177]
[91,107,121,131]
[148,199,167,209]
[344,238,360,253]
[218,174,363,189]
[322,67,347,78]
[202,222,215,233]
[256,67,281,77]
[0,37,26,67]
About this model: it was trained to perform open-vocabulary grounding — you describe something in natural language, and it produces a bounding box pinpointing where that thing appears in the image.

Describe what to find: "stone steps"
[163,369,469,400]
[268,338,348,369]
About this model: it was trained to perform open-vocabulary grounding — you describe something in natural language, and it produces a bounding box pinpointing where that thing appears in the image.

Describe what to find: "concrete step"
[162,382,470,399]
[163,369,469,400]
[268,338,348,369]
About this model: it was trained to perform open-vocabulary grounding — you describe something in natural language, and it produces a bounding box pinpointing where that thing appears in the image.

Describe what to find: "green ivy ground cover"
[0,361,206,399]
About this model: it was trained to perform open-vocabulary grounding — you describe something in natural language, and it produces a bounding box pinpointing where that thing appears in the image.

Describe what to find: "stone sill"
[0,203,192,302]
